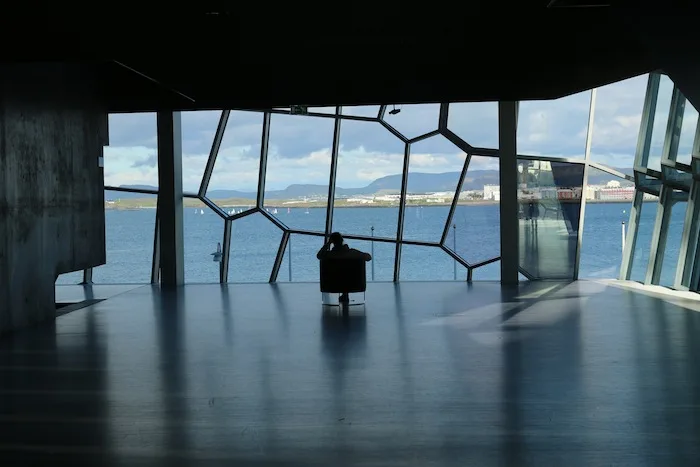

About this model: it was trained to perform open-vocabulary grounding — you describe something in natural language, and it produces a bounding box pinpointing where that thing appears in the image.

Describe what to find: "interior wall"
[0,63,107,335]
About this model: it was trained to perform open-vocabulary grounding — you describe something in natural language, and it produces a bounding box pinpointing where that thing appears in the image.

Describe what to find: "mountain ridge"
[109,168,633,200]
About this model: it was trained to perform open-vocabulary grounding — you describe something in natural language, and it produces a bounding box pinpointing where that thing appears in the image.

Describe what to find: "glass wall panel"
[677,97,699,163]
[579,168,634,279]
[659,199,687,287]
[183,207,224,283]
[629,194,659,282]
[92,190,156,283]
[207,110,263,212]
[402,136,463,242]
[447,102,499,149]
[333,119,404,239]
[518,90,591,160]
[181,111,220,192]
[381,104,439,140]
[229,213,282,283]
[646,75,674,172]
[399,245,467,281]
[518,160,584,280]
[105,113,158,189]
[343,105,380,118]
[446,155,500,264]
[264,114,334,232]
[589,74,647,171]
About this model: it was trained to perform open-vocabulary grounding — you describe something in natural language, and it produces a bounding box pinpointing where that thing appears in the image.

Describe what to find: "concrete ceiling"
[5,5,697,112]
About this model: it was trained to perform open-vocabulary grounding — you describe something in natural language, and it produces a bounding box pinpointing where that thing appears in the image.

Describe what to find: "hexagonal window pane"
[343,105,380,118]
[399,245,467,281]
[207,111,263,213]
[447,102,498,149]
[647,75,674,172]
[381,103,439,140]
[333,120,404,240]
[105,113,158,190]
[183,205,225,283]
[92,190,157,283]
[228,213,283,283]
[264,114,334,232]
[402,135,464,243]
[590,74,647,171]
[518,90,592,160]
[445,155,500,264]
[181,111,220,192]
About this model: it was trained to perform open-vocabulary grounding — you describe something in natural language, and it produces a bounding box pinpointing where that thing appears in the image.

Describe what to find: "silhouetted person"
[317,232,371,304]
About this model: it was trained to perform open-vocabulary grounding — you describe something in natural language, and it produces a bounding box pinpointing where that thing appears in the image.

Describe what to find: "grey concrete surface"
[0,63,107,335]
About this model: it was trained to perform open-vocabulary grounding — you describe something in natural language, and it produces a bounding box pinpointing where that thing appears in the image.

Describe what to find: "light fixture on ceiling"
[388,105,401,115]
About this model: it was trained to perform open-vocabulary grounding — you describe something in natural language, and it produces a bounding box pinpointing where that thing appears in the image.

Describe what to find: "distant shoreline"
[104,198,651,210]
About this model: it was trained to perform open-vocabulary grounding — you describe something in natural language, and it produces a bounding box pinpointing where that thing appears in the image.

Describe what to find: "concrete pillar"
[0,63,107,335]
[157,112,185,286]
[499,101,519,285]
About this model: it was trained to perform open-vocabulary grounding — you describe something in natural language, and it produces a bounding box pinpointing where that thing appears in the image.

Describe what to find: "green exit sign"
[290,105,308,115]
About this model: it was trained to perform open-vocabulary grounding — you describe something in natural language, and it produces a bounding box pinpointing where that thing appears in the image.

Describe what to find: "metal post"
[157,111,185,286]
[325,106,342,237]
[498,101,519,285]
[288,235,292,281]
[621,221,626,252]
[371,226,375,281]
[81,268,93,285]
[151,204,161,284]
[220,219,232,283]
[645,186,673,285]
[619,190,644,280]
[394,143,411,282]
[453,224,457,280]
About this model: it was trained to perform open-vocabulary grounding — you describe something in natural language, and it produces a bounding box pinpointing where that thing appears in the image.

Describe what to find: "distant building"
[596,186,635,201]
[484,184,500,201]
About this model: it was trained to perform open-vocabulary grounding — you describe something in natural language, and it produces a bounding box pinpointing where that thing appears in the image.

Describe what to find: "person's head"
[329,232,344,249]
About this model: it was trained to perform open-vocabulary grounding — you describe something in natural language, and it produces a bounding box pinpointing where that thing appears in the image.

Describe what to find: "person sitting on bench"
[316,232,372,303]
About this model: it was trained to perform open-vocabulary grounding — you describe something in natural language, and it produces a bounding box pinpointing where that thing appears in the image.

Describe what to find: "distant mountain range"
[109,168,633,200]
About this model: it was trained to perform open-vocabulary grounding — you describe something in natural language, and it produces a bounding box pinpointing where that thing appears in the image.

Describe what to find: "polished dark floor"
[3,280,700,466]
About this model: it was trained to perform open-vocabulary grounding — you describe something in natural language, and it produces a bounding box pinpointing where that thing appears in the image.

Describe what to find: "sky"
[104,73,698,193]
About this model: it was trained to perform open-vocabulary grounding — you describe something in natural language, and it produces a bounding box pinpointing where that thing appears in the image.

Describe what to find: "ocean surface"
[56,202,683,286]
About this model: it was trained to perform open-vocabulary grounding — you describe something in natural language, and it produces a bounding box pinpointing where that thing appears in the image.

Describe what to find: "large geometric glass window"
[333,119,403,239]
[447,102,499,149]
[382,104,439,140]
[518,90,592,160]
[181,111,220,192]
[208,111,263,212]
[590,75,647,170]
[402,136,463,243]
[579,167,632,279]
[400,245,467,281]
[228,213,282,283]
[104,113,158,190]
[264,114,334,232]
[183,207,224,283]
[92,190,156,283]
[646,75,674,172]
[629,195,659,283]
[446,155,500,266]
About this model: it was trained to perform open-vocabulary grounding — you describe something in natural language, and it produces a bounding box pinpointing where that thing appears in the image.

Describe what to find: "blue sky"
[103,73,698,192]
